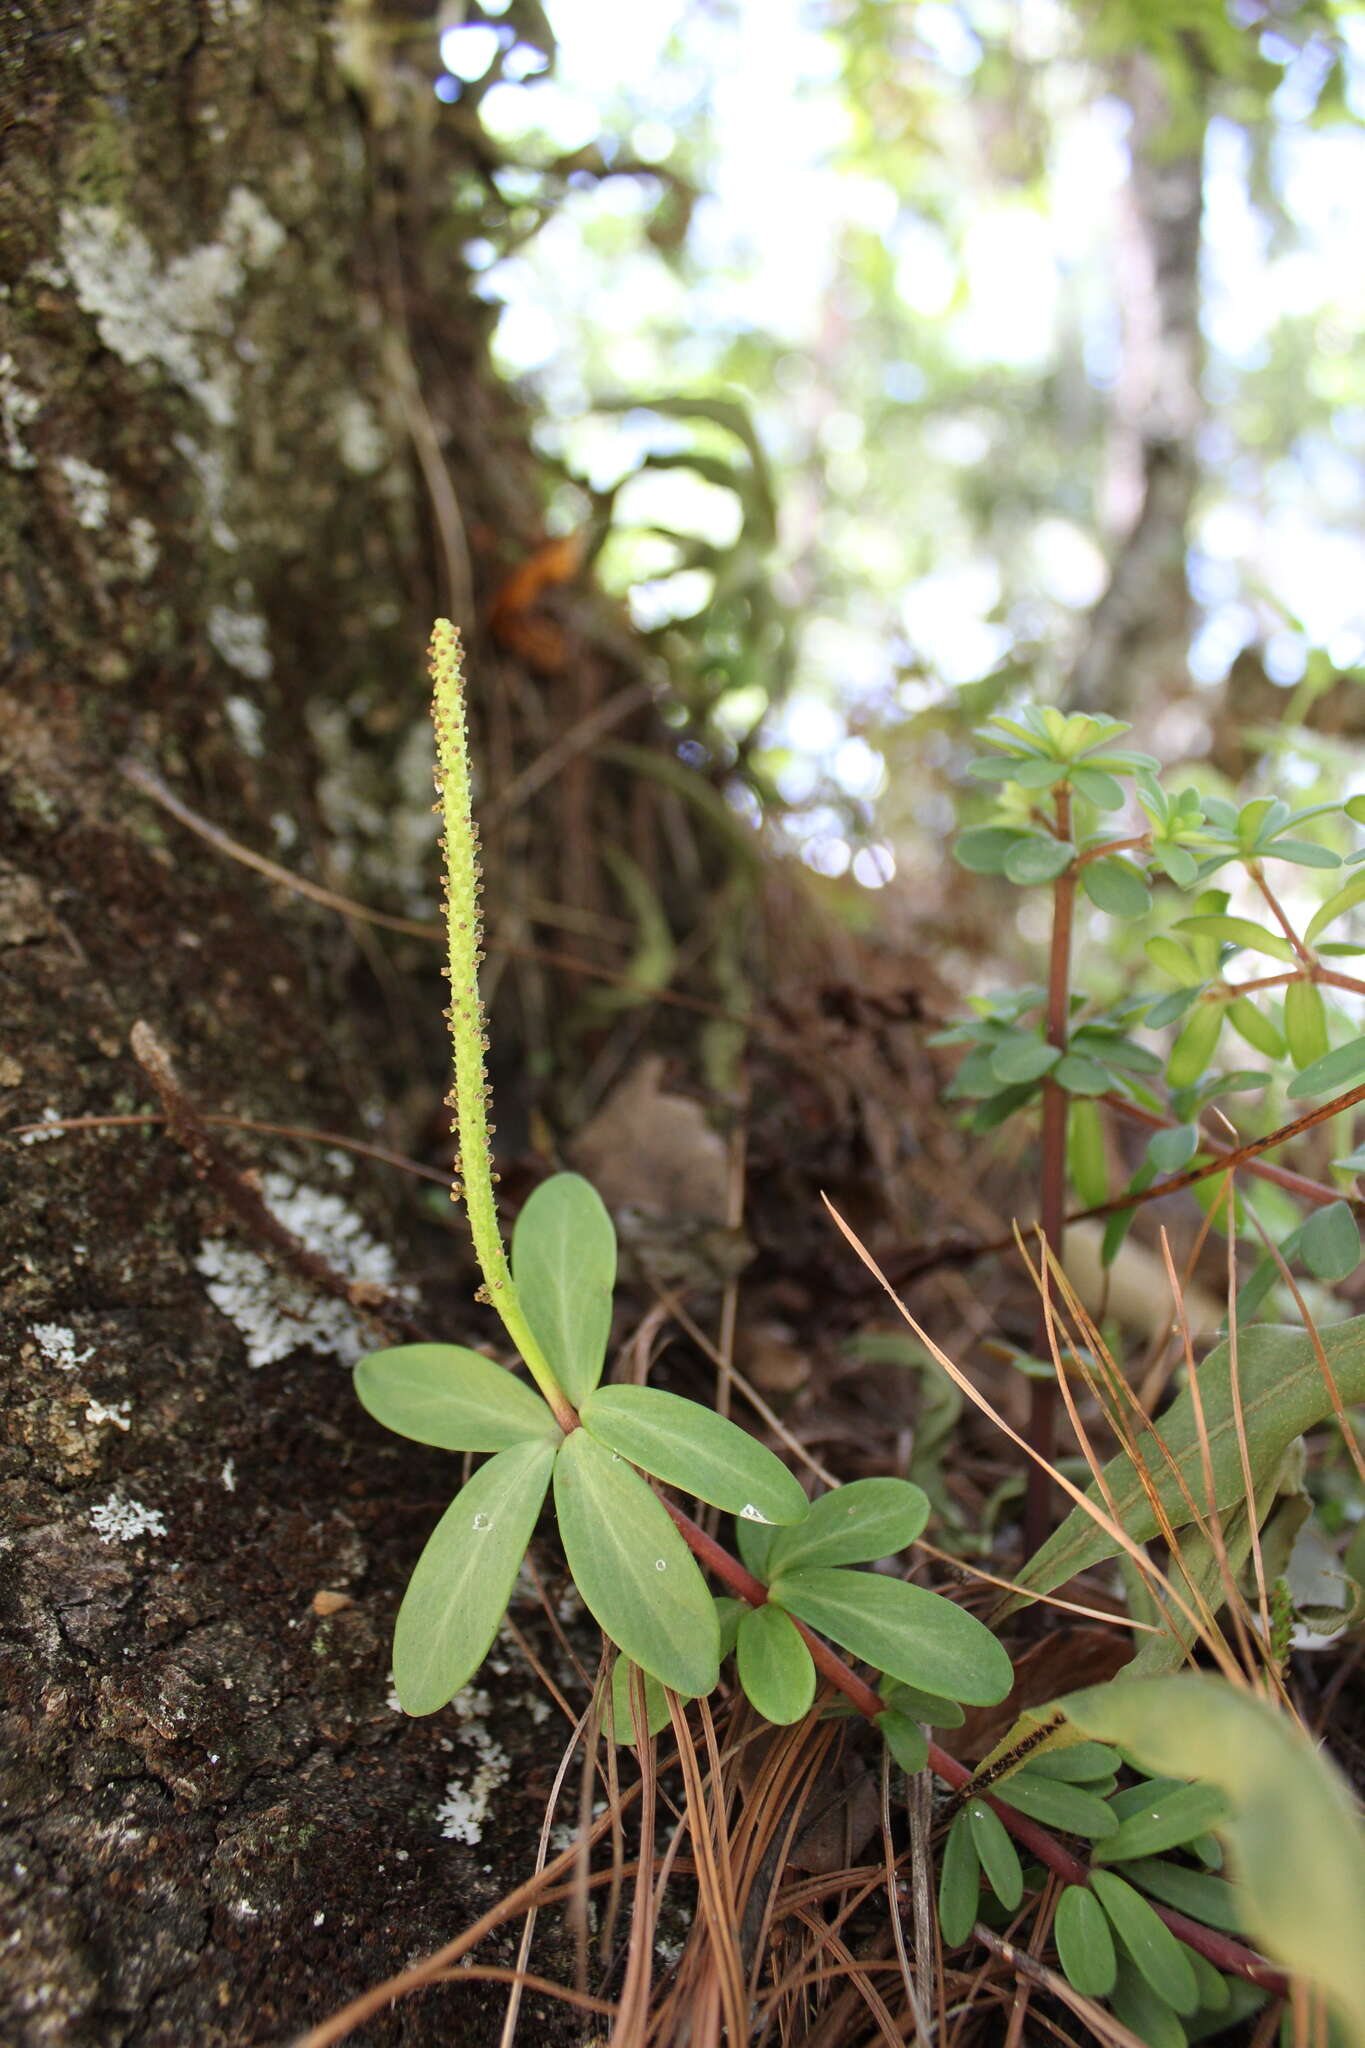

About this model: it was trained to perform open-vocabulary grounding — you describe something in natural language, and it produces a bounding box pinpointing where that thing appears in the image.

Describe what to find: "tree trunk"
[1069,51,1207,716]
[0,7,614,2042]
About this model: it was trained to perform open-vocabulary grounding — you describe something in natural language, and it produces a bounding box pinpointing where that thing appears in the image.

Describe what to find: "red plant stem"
[662,1501,1286,1994]
[1248,862,1313,966]
[1315,963,1365,1000]
[1074,832,1151,867]
[1100,1094,1357,1212]
[1026,787,1076,1551]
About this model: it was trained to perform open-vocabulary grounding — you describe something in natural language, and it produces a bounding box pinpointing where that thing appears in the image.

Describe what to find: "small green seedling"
[355,622,1011,1740]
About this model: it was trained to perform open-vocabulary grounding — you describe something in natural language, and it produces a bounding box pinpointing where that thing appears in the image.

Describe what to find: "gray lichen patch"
[55,455,111,530]
[58,186,286,426]
[194,1171,404,1368]
[206,601,272,680]
[0,350,41,468]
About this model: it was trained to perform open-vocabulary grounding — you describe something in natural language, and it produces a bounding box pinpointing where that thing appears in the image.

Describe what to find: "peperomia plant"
[355,621,1011,1736]
[945,701,1365,1544]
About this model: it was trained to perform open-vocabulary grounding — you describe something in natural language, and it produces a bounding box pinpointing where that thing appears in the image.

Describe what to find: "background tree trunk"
[1,6,635,2041]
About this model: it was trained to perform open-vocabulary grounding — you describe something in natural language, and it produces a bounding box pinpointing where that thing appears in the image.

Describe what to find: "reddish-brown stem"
[1100,1094,1359,1213]
[661,1503,1285,1993]
[1315,962,1365,1000]
[1248,861,1313,966]
[1027,787,1076,1551]
[1074,832,1151,868]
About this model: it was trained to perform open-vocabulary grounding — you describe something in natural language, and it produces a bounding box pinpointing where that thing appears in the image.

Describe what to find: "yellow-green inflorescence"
[429,621,577,1432]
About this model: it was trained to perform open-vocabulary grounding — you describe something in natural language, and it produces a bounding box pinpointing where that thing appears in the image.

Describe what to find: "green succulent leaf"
[1306,871,1365,944]
[1166,1001,1224,1088]
[1022,1741,1121,1782]
[1081,856,1150,917]
[1266,838,1340,869]
[878,1678,966,1726]
[1152,841,1199,888]
[1187,1949,1231,2013]
[875,1708,929,1773]
[1299,1200,1361,1284]
[937,1812,981,1946]
[1146,935,1202,983]
[1090,1870,1200,2016]
[1068,765,1127,810]
[1174,914,1294,964]
[1225,996,1284,1060]
[994,1771,1118,1839]
[1110,1959,1188,2048]
[714,1596,745,1660]
[735,1514,776,1580]
[1146,1123,1200,1174]
[355,1343,559,1452]
[392,1438,556,1715]
[967,1799,1023,1909]
[1003,835,1076,885]
[1145,987,1202,1030]
[1119,1858,1246,1934]
[1052,1051,1112,1095]
[941,1818,982,1941]
[1284,980,1330,1069]
[736,1602,816,1724]
[512,1173,617,1406]
[771,1567,1013,1705]
[764,1477,929,1575]
[1286,1035,1365,1100]
[989,1036,1062,1084]
[553,1428,719,1697]
[579,1383,809,1526]
[1093,1782,1229,1863]
[1054,1884,1117,1998]
[955,826,1028,875]
[1068,1097,1108,1209]
[1055,1676,1365,2040]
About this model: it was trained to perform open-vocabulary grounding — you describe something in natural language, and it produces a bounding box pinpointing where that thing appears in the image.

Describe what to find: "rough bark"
[0,6,617,2042]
